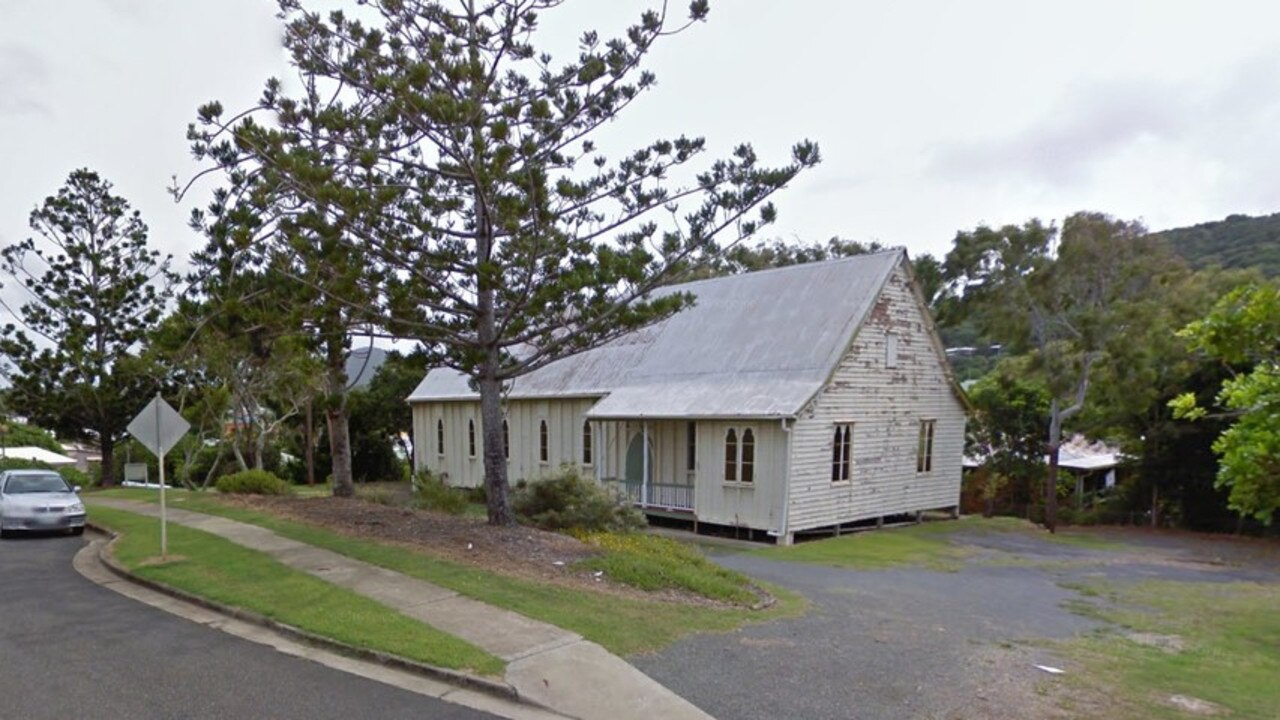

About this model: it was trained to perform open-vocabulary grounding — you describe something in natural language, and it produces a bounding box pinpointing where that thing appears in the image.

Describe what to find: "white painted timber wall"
[411,402,787,529]
[412,398,599,488]
[786,259,966,533]
[695,420,786,530]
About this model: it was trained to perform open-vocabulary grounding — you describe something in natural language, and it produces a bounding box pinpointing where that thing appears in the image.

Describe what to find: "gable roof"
[409,250,908,418]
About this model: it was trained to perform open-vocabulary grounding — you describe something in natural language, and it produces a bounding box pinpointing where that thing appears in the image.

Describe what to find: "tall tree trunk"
[305,399,315,485]
[327,405,354,497]
[100,435,116,487]
[1045,399,1062,534]
[479,371,514,526]
[231,441,250,472]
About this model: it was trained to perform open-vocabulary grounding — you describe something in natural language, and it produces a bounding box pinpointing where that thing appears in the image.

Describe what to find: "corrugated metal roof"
[408,250,905,418]
[0,446,77,466]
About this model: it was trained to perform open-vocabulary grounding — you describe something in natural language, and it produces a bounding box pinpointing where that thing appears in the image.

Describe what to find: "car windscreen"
[3,474,70,494]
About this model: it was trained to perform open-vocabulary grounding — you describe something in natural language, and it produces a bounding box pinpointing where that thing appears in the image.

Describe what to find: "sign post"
[127,393,190,559]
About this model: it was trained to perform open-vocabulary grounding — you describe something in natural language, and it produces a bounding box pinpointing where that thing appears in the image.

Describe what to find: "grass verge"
[89,490,805,656]
[575,532,761,605]
[1056,578,1280,719]
[748,516,1126,571]
[89,505,505,676]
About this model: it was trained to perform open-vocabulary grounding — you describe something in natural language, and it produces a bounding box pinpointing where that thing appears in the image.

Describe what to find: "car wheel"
[71,527,84,536]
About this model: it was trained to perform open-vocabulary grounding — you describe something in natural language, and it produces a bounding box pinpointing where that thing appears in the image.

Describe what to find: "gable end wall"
[786,260,966,532]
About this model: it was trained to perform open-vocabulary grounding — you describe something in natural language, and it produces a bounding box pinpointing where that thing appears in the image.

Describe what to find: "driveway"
[632,526,1280,720]
[0,533,499,719]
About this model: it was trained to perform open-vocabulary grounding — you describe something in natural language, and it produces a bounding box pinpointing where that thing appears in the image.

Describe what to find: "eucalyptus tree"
[944,212,1178,531]
[0,169,176,486]
[186,0,819,524]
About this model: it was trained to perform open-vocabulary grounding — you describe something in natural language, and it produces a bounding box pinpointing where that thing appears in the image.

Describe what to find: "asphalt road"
[0,532,499,720]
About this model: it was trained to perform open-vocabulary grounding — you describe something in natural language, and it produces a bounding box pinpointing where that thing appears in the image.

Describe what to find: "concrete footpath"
[88,498,713,720]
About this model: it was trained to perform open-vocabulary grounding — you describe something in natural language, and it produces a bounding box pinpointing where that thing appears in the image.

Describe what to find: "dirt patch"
[1126,632,1186,654]
[1165,694,1228,716]
[229,495,738,606]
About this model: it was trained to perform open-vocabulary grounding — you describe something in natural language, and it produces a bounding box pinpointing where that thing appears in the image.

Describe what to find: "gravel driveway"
[632,526,1280,720]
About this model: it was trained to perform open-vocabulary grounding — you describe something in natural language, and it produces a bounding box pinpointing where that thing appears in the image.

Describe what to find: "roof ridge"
[665,248,905,292]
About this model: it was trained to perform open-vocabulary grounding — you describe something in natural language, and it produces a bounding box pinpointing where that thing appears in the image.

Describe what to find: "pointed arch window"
[582,420,593,465]
[436,419,444,457]
[724,426,757,484]
[502,419,510,460]
[724,429,738,482]
[832,424,853,482]
[740,429,755,484]
[539,420,549,463]
[467,419,477,458]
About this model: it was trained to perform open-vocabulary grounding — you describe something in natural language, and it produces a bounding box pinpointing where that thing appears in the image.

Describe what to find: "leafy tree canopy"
[186,0,818,524]
[1171,282,1280,523]
[0,169,176,486]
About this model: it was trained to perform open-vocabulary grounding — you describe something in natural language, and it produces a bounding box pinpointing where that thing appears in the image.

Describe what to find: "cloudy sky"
[2,0,1279,277]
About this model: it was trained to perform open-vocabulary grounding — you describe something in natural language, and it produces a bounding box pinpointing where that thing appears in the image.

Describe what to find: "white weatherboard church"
[408,250,968,544]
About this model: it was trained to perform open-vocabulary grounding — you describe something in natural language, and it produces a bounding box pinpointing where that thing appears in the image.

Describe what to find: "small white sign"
[127,396,190,457]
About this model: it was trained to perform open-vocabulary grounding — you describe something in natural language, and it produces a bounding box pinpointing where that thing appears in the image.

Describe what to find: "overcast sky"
[3,0,1279,278]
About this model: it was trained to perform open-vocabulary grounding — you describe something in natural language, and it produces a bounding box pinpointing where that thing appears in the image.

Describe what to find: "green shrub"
[513,466,647,533]
[577,532,758,605]
[0,457,89,488]
[215,469,292,496]
[57,466,91,489]
[411,471,469,515]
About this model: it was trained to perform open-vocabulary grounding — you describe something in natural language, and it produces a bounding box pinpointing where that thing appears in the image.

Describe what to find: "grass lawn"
[1059,579,1280,719]
[88,489,805,656]
[749,516,1125,571]
[89,505,505,676]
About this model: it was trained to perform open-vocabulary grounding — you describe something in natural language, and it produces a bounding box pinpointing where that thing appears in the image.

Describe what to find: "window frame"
[581,420,593,465]
[502,419,510,460]
[723,428,738,483]
[539,419,549,464]
[916,419,936,473]
[722,425,757,486]
[467,419,477,459]
[831,423,853,484]
[436,419,445,457]
[685,421,697,480]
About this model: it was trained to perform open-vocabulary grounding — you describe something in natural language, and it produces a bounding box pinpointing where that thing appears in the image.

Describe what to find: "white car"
[0,469,86,537]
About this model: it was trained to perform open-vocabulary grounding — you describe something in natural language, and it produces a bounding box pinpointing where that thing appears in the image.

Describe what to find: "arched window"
[468,419,477,458]
[724,428,738,482]
[539,420,549,463]
[686,422,697,473]
[502,419,510,460]
[436,419,444,456]
[741,428,755,483]
[582,420,593,465]
[832,424,853,482]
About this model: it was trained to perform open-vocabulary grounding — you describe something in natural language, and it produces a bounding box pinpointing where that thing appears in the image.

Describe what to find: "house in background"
[408,250,969,544]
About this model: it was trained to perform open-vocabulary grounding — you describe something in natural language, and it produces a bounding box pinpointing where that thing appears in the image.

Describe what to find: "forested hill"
[1153,212,1280,277]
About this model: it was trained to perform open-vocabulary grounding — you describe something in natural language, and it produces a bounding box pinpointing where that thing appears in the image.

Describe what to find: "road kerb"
[82,523,567,719]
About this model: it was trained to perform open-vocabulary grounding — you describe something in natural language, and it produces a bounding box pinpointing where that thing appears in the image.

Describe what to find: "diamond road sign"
[127,395,190,457]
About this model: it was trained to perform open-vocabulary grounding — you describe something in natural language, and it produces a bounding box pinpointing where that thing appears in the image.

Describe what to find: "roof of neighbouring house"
[1057,435,1125,472]
[409,250,934,418]
[1,446,77,466]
